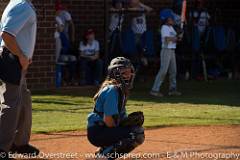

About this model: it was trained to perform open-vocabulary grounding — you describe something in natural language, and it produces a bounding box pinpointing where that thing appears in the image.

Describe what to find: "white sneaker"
[168,91,182,96]
[150,91,164,97]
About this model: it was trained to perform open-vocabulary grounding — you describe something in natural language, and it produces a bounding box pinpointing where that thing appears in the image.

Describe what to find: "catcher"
[87,57,145,160]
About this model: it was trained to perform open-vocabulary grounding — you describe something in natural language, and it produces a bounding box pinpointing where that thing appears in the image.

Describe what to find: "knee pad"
[97,127,145,159]
[130,126,145,145]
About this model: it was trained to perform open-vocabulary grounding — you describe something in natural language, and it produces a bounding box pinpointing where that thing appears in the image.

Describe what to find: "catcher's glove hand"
[120,111,144,127]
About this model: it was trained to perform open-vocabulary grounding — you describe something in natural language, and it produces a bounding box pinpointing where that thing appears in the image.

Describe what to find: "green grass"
[32,80,240,133]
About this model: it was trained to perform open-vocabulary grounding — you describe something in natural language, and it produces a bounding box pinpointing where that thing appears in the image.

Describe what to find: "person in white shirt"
[150,15,182,97]
[79,29,103,86]
[55,7,77,86]
[127,0,153,81]
[190,0,210,37]
[55,14,64,63]
[109,0,125,34]
[129,0,153,35]
[55,2,75,43]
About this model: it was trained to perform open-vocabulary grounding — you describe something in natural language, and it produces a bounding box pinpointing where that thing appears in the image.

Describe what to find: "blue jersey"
[87,85,127,128]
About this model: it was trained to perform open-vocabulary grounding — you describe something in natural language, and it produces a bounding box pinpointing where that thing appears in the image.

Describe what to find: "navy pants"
[79,58,103,85]
[87,125,132,147]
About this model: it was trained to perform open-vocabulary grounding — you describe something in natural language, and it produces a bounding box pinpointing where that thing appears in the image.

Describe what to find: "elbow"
[1,32,8,41]
[104,116,116,128]
[1,31,14,42]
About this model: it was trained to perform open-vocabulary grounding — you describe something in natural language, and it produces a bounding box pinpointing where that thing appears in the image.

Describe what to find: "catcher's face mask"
[119,67,135,89]
[108,57,135,89]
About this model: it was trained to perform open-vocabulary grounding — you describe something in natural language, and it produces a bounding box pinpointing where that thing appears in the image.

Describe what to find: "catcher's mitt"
[120,111,144,127]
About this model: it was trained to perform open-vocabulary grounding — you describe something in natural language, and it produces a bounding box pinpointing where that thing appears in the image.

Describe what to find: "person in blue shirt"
[87,57,145,160]
[0,0,39,159]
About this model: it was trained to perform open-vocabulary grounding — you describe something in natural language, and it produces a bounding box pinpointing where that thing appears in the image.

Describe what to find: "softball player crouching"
[87,57,145,160]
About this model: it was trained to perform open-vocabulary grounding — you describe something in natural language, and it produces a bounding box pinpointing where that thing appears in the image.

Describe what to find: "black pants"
[87,125,132,147]
[0,47,22,85]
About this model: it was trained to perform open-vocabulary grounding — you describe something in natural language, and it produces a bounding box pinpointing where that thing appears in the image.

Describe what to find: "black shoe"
[10,144,39,156]
[0,149,13,160]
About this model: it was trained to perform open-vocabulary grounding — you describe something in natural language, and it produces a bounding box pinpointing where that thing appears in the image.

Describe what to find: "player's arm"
[165,36,178,43]
[92,41,100,60]
[92,52,100,60]
[79,51,89,58]
[161,26,177,43]
[68,20,75,43]
[1,4,32,70]
[110,8,124,12]
[103,87,119,128]
[78,42,90,58]
[104,116,116,128]
[139,2,153,13]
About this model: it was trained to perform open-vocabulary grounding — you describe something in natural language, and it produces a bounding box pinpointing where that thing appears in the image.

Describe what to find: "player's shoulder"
[161,25,169,30]
[102,84,118,92]
[92,40,100,47]
[93,39,99,44]
[101,85,119,97]
[6,0,32,11]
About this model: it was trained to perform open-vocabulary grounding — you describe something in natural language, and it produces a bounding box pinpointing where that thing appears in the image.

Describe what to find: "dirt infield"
[24,126,240,160]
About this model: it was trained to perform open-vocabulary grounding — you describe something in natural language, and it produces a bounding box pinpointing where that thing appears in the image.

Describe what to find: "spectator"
[128,0,153,81]
[189,0,210,80]
[55,9,64,63]
[79,29,103,86]
[190,0,210,37]
[55,6,77,86]
[55,1,75,43]
[109,0,125,35]
[129,0,153,36]
[108,0,125,60]
[150,14,182,97]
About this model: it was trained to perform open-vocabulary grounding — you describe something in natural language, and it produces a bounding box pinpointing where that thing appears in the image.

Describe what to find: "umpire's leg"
[14,74,32,146]
[0,80,23,151]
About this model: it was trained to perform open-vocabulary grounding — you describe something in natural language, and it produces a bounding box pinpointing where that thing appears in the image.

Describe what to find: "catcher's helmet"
[108,57,135,89]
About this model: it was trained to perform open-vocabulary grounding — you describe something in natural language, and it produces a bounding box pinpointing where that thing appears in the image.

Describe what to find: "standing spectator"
[0,0,39,159]
[128,0,153,81]
[55,6,77,85]
[189,0,210,80]
[108,0,125,60]
[129,0,153,37]
[190,0,210,37]
[109,0,125,36]
[55,1,75,43]
[150,14,182,97]
[55,10,64,63]
[79,29,103,86]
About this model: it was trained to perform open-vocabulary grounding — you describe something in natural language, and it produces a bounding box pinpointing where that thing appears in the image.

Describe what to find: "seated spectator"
[78,29,103,86]
[55,4,77,86]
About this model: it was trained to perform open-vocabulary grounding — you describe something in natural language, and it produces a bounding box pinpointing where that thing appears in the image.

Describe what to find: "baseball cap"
[84,29,95,37]
[160,8,175,21]
[55,2,66,11]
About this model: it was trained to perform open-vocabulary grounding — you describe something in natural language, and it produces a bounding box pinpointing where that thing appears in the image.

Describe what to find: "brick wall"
[1,0,239,90]
[0,0,172,90]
